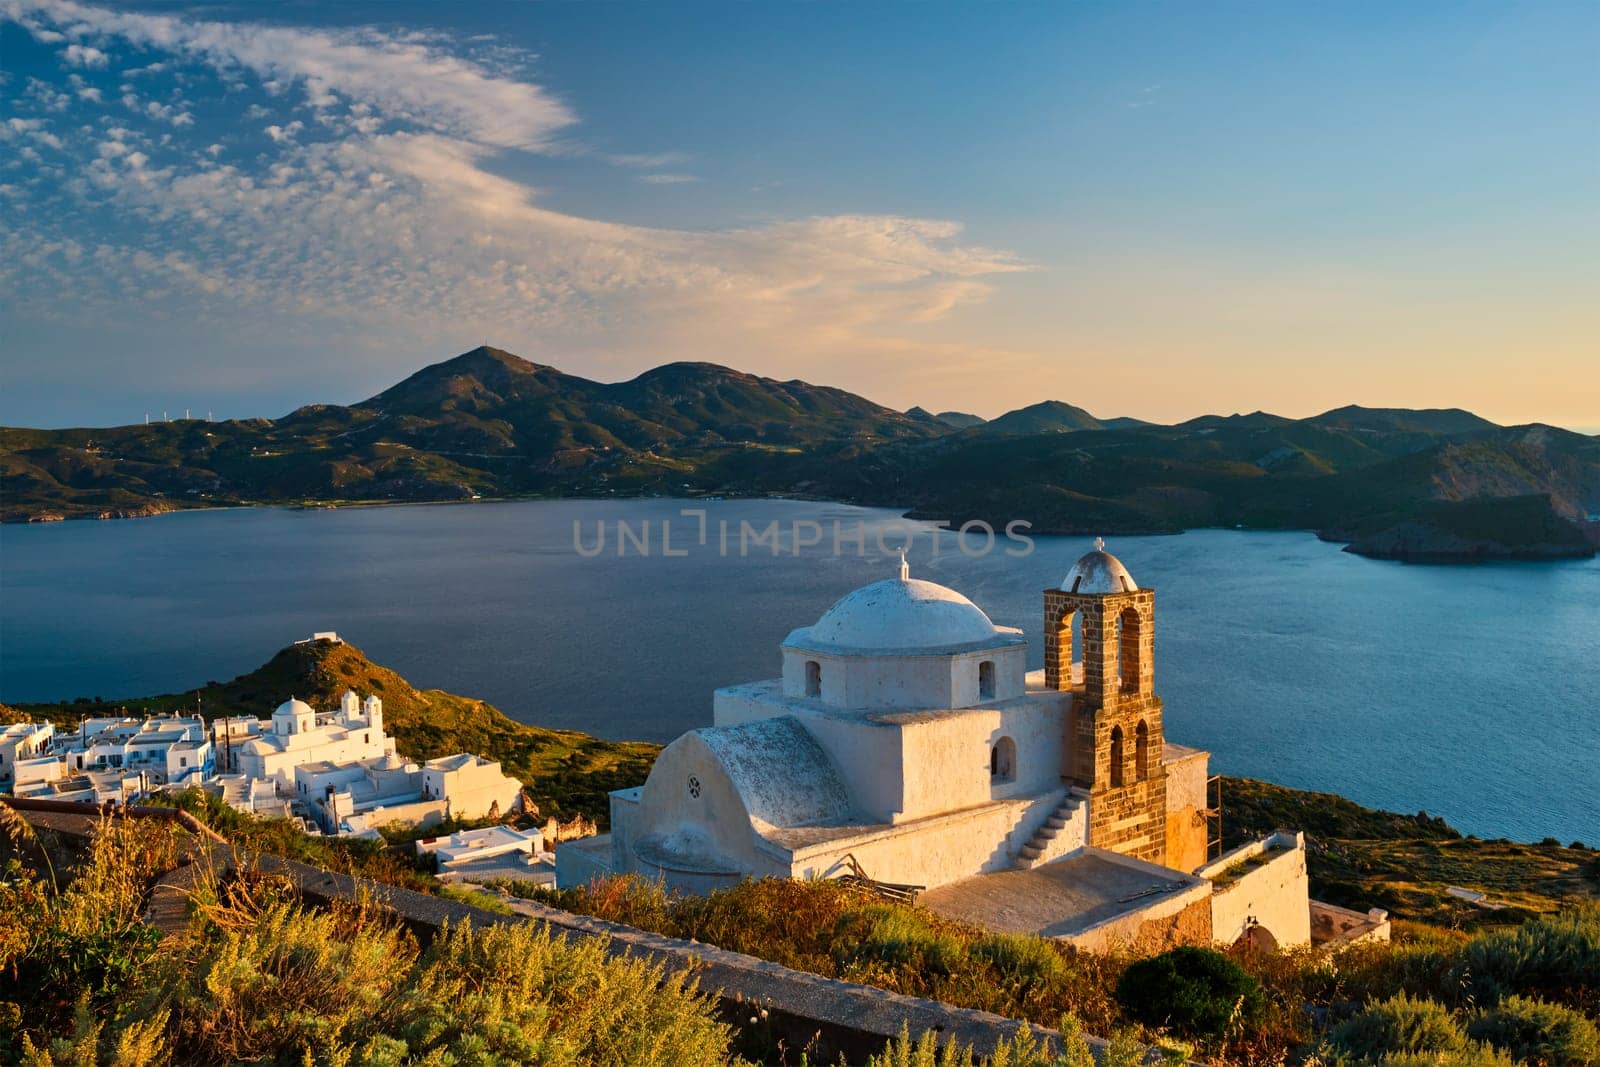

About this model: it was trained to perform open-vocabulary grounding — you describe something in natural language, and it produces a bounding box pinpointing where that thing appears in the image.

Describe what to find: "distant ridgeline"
[3,346,1596,560]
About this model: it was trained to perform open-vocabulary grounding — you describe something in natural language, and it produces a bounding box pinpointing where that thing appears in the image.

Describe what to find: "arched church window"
[1135,720,1150,781]
[978,660,995,700]
[1109,725,1125,788]
[804,660,822,698]
[990,736,1016,783]
[1117,607,1143,694]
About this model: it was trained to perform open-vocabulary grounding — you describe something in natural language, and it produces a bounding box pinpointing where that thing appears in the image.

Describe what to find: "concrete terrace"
[919,847,1207,941]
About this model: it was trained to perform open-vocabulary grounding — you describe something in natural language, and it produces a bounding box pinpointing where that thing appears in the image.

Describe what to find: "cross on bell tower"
[1043,538,1169,864]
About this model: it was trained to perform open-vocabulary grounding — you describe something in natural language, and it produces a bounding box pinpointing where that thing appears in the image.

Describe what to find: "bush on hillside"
[3,819,741,1065]
[1465,995,1600,1067]
[834,904,969,980]
[1371,1043,1520,1067]
[1115,946,1265,1038]
[1325,994,1468,1062]
[1459,907,1600,1014]
[971,933,1069,989]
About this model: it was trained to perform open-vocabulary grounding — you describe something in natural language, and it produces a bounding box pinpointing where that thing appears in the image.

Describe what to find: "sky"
[1,0,1596,431]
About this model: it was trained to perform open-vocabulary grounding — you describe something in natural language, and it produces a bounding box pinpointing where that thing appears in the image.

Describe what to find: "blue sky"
[2,0,1596,430]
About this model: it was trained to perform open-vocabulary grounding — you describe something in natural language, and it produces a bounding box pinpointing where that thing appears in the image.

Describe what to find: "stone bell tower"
[1044,539,1168,864]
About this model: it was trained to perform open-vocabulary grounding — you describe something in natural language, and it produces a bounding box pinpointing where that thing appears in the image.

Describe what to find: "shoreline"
[6,492,1595,563]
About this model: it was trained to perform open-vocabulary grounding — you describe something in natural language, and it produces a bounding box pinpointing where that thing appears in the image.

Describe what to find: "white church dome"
[795,577,1003,652]
[1061,538,1138,594]
[274,697,314,718]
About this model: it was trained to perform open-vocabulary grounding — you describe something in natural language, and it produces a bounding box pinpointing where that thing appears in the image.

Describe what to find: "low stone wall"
[1310,899,1391,946]
[13,801,1133,1064]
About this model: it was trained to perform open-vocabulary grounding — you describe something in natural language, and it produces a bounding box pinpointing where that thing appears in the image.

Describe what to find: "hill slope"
[981,399,1104,435]
[4,639,658,826]
[3,346,1596,560]
[1223,776,1600,926]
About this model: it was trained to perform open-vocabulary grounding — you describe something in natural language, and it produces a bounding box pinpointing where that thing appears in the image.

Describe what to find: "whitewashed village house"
[4,678,523,839]
[0,722,57,792]
[229,691,392,788]
[417,825,553,885]
[559,544,1389,952]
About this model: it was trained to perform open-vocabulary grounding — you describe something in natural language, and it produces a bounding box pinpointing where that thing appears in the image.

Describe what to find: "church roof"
[786,574,1012,654]
[695,715,852,829]
[1061,539,1138,594]
[274,697,314,718]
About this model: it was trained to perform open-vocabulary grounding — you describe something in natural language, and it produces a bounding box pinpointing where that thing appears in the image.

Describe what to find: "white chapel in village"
[558,542,1390,951]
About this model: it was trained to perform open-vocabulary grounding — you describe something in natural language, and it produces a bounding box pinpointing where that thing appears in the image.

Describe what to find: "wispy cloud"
[0,0,1028,403]
[6,0,577,148]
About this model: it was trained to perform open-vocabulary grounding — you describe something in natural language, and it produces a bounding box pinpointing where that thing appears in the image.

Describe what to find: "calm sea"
[2,499,1595,843]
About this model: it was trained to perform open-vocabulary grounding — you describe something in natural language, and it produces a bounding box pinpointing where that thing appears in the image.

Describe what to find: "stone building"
[559,543,1383,952]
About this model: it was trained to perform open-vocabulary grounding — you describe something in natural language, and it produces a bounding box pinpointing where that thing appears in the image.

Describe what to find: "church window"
[1118,607,1143,694]
[687,774,702,799]
[978,660,995,700]
[990,736,1016,783]
[1109,725,1125,788]
[1135,720,1150,781]
[804,660,822,698]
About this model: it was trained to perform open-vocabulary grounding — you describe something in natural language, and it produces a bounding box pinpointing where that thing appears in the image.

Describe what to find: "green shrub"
[1115,946,1265,1038]
[834,905,969,979]
[379,919,735,1065]
[972,933,1068,989]
[1374,1042,1519,1067]
[859,1017,1105,1067]
[160,897,412,1062]
[1460,908,1600,1013]
[3,819,743,1064]
[1465,995,1600,1067]
[1326,994,1468,1062]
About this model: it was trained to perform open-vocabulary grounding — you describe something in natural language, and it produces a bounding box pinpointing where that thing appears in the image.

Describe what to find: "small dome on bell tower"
[1061,537,1138,594]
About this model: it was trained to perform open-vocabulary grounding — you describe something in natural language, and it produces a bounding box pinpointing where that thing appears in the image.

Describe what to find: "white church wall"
[949,645,1028,705]
[895,698,1064,820]
[788,711,906,823]
[629,732,764,875]
[713,681,790,727]
[777,646,1027,712]
[607,787,642,871]
[1198,832,1312,949]
[785,791,1061,889]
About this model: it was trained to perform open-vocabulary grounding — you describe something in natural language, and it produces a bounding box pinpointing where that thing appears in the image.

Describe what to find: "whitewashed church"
[558,543,1390,951]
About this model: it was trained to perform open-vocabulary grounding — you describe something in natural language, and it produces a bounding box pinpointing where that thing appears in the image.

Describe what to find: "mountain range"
[4,346,1597,561]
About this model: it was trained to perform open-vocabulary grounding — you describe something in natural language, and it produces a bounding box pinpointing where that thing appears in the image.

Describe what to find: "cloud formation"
[0,0,1027,406]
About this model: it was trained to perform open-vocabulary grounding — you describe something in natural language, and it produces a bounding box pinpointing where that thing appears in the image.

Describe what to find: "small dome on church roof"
[274,697,314,718]
[794,576,1003,652]
[1062,538,1139,594]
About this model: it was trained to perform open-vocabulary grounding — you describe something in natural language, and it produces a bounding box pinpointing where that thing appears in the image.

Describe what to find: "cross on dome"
[1094,536,1105,552]
[898,549,909,581]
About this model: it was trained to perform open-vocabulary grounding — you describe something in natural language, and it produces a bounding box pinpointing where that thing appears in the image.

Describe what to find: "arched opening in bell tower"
[1135,720,1150,781]
[1117,606,1143,694]
[1109,725,1125,788]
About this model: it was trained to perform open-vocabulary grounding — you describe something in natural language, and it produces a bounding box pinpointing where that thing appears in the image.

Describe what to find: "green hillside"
[4,346,1596,560]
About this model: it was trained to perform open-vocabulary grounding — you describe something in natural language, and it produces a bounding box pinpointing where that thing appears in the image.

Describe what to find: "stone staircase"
[1014,793,1085,870]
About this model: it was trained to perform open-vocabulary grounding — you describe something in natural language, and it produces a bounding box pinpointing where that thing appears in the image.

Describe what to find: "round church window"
[687,775,702,799]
